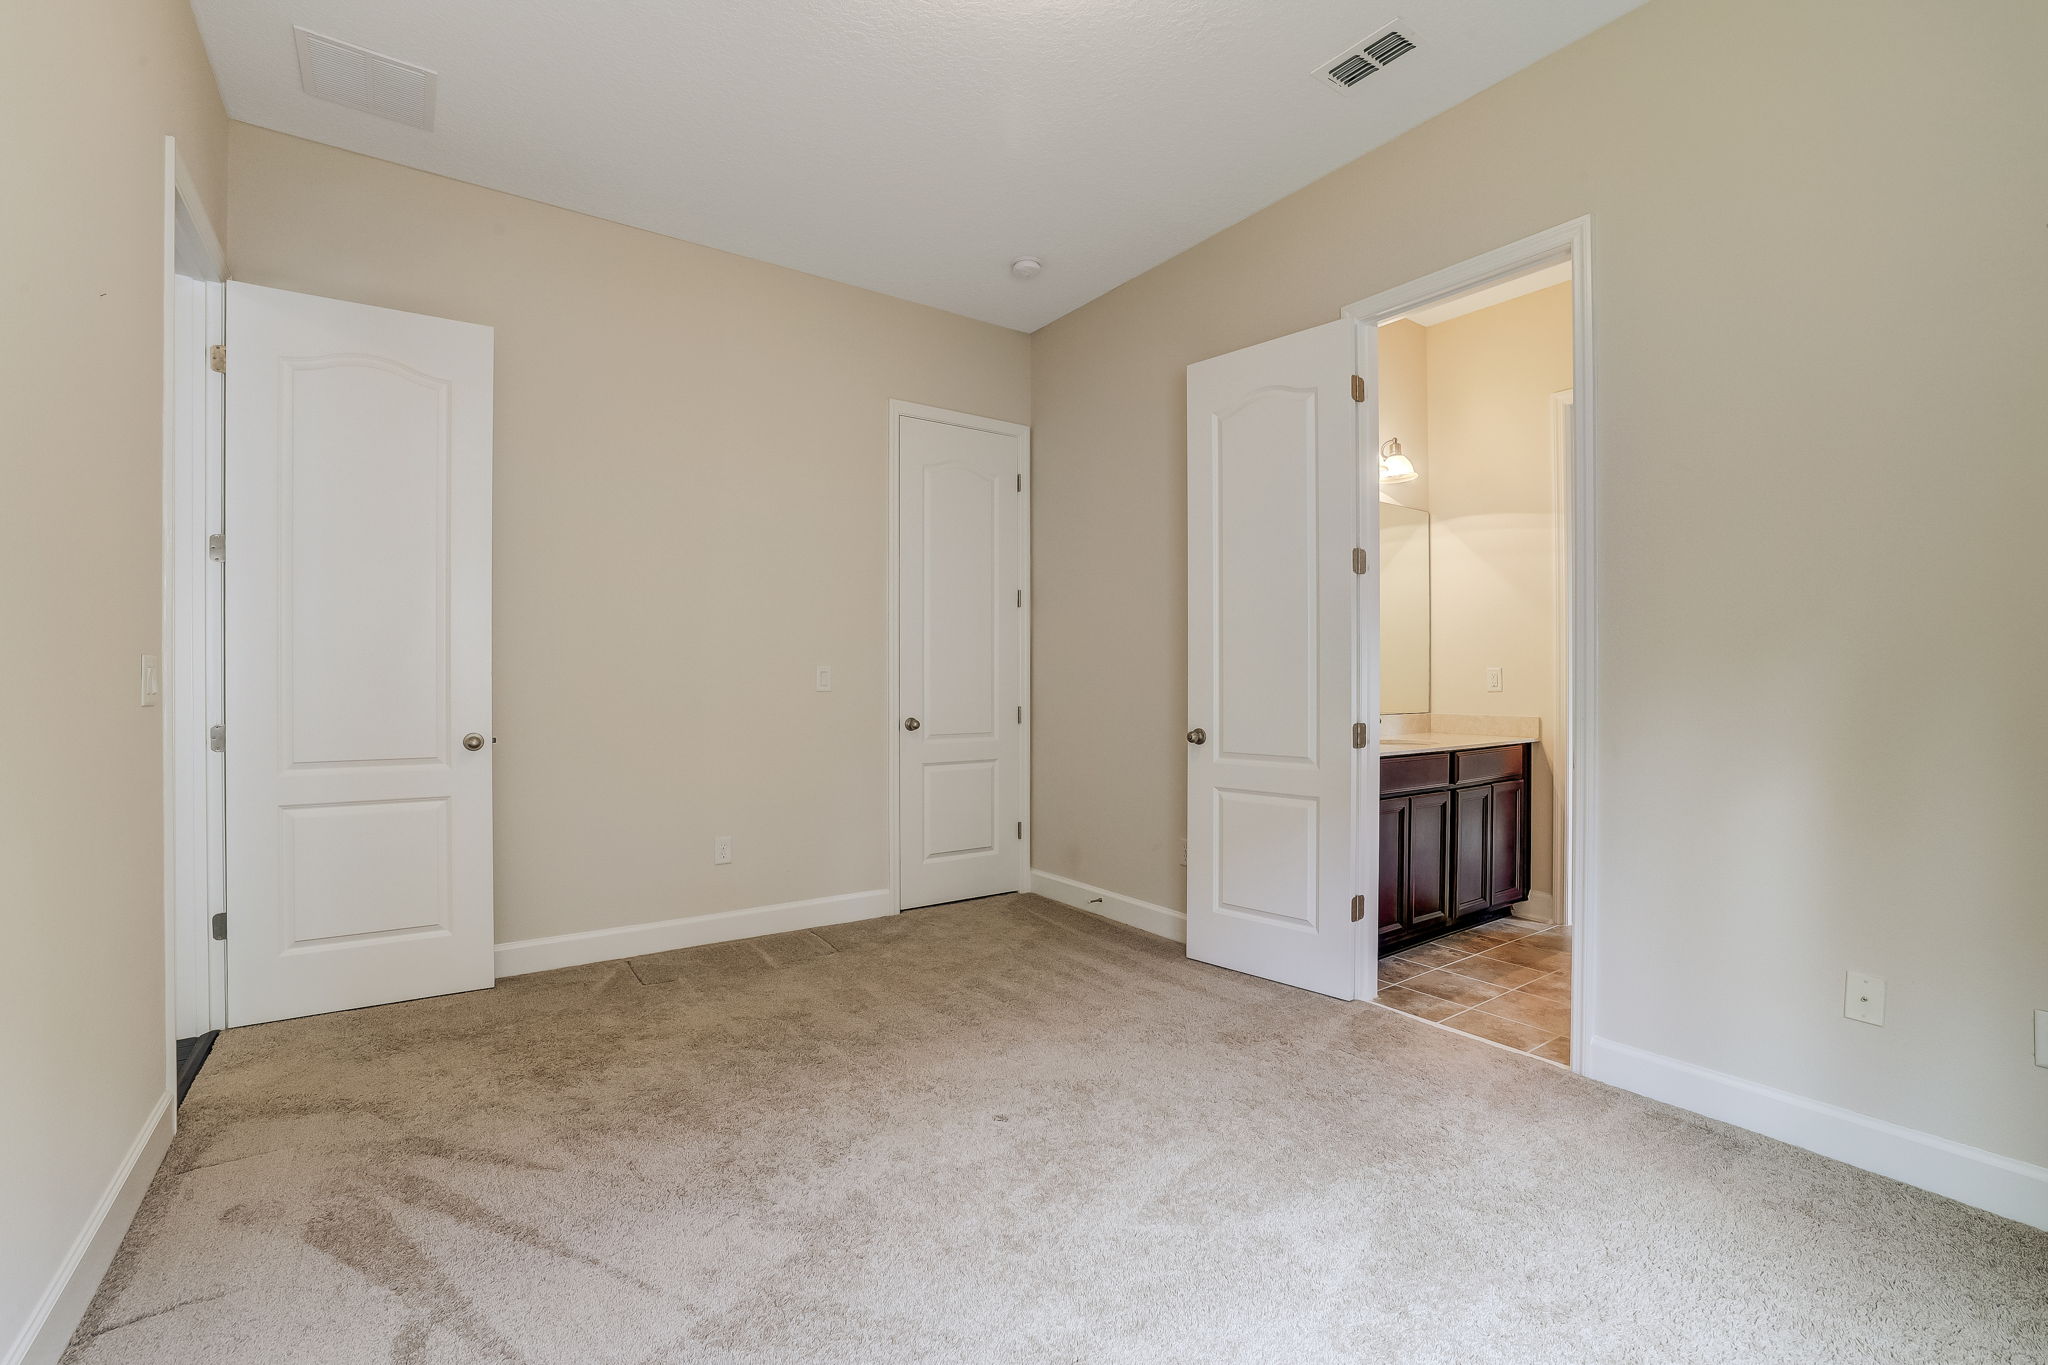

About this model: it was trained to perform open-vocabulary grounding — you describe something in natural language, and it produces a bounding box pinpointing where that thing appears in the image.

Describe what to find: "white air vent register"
[295,27,437,130]
[1319,24,1420,88]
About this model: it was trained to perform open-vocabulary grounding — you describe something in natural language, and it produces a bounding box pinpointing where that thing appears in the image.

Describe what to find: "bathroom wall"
[1376,319,1431,511]
[1423,282,1571,912]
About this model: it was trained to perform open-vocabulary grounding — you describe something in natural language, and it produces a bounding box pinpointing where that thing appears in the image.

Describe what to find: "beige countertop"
[1379,733,1536,756]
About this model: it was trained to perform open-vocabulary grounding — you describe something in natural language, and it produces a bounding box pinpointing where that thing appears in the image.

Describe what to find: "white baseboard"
[1585,1036,2048,1232]
[1029,869,1186,943]
[10,1092,175,1365]
[494,888,896,978]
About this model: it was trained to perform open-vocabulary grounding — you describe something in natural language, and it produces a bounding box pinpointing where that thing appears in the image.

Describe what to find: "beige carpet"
[65,895,2048,1363]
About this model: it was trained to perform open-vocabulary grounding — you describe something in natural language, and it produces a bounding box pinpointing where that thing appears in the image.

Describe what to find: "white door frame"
[1341,216,1598,1068]
[886,401,1032,910]
[163,137,227,1060]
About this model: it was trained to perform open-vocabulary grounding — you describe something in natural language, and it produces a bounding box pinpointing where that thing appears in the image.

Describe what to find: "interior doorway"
[1347,222,1593,1068]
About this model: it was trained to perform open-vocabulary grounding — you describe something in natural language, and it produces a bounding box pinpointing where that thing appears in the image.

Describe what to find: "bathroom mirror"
[1379,503,1430,714]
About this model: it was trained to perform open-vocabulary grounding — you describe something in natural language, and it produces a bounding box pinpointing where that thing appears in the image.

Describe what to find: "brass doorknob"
[463,733,486,751]
[1187,728,1206,745]
[903,717,921,731]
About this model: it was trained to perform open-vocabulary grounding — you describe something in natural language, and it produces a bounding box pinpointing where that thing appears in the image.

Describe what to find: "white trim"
[1585,1037,2048,1233]
[1548,388,1574,928]
[7,1094,175,1365]
[492,889,895,978]
[163,137,228,1054]
[1342,216,1597,1071]
[1029,869,1187,943]
[1514,890,1557,924]
[886,400,1032,911]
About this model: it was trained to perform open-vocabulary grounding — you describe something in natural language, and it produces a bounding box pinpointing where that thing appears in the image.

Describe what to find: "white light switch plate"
[1845,971,1885,1026]
[139,654,160,707]
[815,665,833,691]
[2036,1011,2047,1068]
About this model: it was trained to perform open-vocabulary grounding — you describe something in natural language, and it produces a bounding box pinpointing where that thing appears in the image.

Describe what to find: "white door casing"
[894,406,1028,909]
[1186,320,1366,1000]
[225,282,494,1026]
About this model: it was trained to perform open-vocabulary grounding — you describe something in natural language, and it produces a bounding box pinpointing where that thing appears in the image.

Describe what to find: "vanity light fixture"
[1379,437,1418,484]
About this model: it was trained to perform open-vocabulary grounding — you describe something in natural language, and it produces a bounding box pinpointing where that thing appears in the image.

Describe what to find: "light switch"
[815,665,833,692]
[139,654,161,708]
[1844,971,1885,1026]
[2035,1011,2047,1068]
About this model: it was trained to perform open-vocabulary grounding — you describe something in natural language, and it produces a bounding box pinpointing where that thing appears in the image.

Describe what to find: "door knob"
[903,717,921,731]
[462,733,486,751]
[1187,728,1206,745]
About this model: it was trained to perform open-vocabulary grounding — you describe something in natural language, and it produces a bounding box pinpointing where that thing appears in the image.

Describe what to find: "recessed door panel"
[227,282,494,1026]
[1214,390,1317,766]
[1216,790,1317,927]
[283,359,448,766]
[896,410,1027,909]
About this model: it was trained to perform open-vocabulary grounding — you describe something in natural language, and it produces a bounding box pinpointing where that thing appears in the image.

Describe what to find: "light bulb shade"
[1378,437,1418,484]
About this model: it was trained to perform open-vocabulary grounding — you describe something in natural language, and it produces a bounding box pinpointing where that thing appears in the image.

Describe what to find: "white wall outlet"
[713,834,733,865]
[1844,971,1886,1026]
[139,654,161,707]
[815,665,833,691]
[1485,666,1504,693]
[2035,1011,2047,1068]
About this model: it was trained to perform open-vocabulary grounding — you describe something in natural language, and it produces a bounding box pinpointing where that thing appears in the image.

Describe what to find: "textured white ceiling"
[190,0,1644,331]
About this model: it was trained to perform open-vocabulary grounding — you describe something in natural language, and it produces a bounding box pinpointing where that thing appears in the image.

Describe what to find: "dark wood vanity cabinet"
[1378,743,1531,954]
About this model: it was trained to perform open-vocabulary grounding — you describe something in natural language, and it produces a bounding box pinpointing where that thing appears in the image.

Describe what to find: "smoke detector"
[1317,24,1419,89]
[1010,257,1043,280]
[295,27,437,130]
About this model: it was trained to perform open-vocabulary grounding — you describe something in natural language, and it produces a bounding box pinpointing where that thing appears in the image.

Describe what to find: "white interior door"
[1186,320,1366,999]
[225,282,494,1026]
[895,405,1028,909]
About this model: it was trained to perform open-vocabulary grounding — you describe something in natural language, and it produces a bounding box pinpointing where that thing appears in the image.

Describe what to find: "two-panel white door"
[895,407,1028,909]
[1186,321,1369,1000]
[225,283,495,1026]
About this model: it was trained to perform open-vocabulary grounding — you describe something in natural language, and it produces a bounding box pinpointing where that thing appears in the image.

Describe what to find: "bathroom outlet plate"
[1485,667,1503,693]
[1844,971,1885,1026]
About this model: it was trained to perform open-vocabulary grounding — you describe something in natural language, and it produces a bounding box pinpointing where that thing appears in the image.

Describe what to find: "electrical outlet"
[713,834,733,865]
[815,665,833,691]
[1844,971,1885,1026]
[1485,667,1504,693]
[139,654,161,707]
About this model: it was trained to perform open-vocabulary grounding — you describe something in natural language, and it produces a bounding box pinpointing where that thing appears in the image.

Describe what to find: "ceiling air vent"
[1318,25,1419,89]
[294,27,437,130]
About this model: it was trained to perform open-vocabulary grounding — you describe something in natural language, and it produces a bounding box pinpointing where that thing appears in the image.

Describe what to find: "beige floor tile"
[1518,971,1571,1004]
[1385,939,1479,972]
[1441,954,1545,989]
[1476,940,1571,973]
[1378,956,1430,986]
[1399,969,1509,1008]
[1376,984,1467,1023]
[1472,989,1570,1035]
[1444,1008,1553,1052]
[1531,1036,1572,1065]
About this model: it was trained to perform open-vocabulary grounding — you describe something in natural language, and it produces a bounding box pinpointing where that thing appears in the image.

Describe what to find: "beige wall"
[0,0,227,1348]
[225,126,1031,945]
[1031,0,2048,1167]
[1375,319,1431,512]
[1425,283,1571,901]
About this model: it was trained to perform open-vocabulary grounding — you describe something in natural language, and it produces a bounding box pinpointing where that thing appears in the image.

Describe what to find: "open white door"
[1186,320,1366,999]
[225,283,494,1026]
[894,405,1028,909]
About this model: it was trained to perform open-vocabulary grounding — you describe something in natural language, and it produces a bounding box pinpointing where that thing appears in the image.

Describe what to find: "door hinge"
[1350,894,1365,923]
[207,532,225,563]
[211,911,227,941]
[1352,546,1368,574]
[1352,722,1368,749]
[208,724,225,752]
[209,344,226,374]
[1351,374,1365,403]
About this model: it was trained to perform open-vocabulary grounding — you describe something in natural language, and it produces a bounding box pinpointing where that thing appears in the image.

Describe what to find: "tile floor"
[1376,916,1572,1064]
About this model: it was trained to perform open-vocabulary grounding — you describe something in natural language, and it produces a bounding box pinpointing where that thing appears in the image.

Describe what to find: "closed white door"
[225,283,494,1026]
[895,405,1028,909]
[1186,321,1368,999]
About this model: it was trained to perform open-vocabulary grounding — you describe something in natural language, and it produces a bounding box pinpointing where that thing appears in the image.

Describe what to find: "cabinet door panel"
[1406,789,1451,933]
[1377,797,1406,935]
[1450,784,1492,916]
[1488,778,1529,905]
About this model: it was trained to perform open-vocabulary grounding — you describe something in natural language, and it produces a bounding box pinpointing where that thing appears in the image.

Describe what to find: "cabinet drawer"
[1451,744,1526,786]
[1380,751,1451,795]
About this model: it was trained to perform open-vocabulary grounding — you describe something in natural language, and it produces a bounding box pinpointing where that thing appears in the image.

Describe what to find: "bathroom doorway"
[1346,224,1592,1068]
